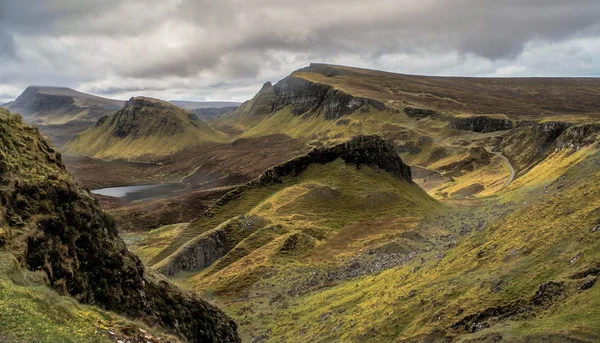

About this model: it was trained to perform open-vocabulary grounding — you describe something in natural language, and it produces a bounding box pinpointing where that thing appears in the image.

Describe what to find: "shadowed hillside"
[3,86,123,125]
[2,86,124,146]
[0,108,240,342]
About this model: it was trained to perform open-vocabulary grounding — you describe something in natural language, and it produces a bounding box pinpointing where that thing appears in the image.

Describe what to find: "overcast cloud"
[0,0,599,103]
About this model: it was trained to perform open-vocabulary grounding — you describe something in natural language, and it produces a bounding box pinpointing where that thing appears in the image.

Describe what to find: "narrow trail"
[180,164,203,183]
[491,151,515,188]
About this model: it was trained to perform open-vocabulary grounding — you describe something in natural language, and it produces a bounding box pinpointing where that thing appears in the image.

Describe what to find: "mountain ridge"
[2,86,123,125]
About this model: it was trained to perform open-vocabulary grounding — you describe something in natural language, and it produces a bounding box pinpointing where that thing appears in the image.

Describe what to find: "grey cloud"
[1,0,600,101]
[0,29,17,61]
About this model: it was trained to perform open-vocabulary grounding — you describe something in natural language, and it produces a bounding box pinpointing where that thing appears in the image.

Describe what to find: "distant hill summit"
[169,101,242,121]
[63,96,226,160]
[169,100,242,110]
[2,86,123,125]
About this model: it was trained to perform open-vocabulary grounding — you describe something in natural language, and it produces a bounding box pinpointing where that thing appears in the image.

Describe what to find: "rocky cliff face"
[0,109,239,342]
[246,82,277,116]
[218,135,412,207]
[157,216,269,276]
[8,87,76,115]
[449,115,515,133]
[256,135,412,185]
[499,121,571,174]
[271,76,385,119]
[555,123,600,150]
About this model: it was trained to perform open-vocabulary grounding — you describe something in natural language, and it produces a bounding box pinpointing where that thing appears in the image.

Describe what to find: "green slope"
[64,97,227,160]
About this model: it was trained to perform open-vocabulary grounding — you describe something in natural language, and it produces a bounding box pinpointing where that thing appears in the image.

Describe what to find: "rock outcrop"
[0,109,240,342]
[449,115,515,133]
[271,76,385,119]
[109,97,193,138]
[157,215,269,276]
[404,107,441,119]
[255,135,412,185]
[216,135,413,207]
[246,82,278,116]
[555,123,600,150]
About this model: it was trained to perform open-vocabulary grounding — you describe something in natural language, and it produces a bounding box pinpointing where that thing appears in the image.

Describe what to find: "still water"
[91,183,187,202]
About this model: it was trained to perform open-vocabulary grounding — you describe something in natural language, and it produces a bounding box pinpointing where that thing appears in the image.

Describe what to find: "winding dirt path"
[491,151,515,188]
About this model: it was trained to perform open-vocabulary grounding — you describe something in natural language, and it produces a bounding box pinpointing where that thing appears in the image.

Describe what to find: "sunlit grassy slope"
[64,97,226,160]
[147,158,438,269]
[0,251,178,343]
[125,133,600,342]
[193,146,598,342]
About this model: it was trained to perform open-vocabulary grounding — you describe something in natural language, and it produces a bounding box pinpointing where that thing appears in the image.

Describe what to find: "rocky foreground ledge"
[0,109,240,343]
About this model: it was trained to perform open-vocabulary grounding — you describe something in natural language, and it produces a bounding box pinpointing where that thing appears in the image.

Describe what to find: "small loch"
[91,183,187,202]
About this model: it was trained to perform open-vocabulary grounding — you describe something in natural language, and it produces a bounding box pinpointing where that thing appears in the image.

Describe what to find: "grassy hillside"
[0,108,240,342]
[124,127,600,342]
[64,97,227,160]
[0,251,180,343]
[207,63,600,201]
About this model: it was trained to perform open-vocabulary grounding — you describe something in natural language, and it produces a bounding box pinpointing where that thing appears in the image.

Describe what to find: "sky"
[0,0,599,103]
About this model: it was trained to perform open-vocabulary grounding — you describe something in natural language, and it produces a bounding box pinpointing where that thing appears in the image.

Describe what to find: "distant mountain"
[3,86,123,125]
[170,100,242,121]
[64,97,226,160]
[191,106,239,121]
[169,100,242,110]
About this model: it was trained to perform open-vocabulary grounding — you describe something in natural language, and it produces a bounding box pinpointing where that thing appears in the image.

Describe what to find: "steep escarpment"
[258,134,411,183]
[213,70,388,134]
[272,75,385,119]
[63,97,226,160]
[0,108,239,342]
[497,121,600,177]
